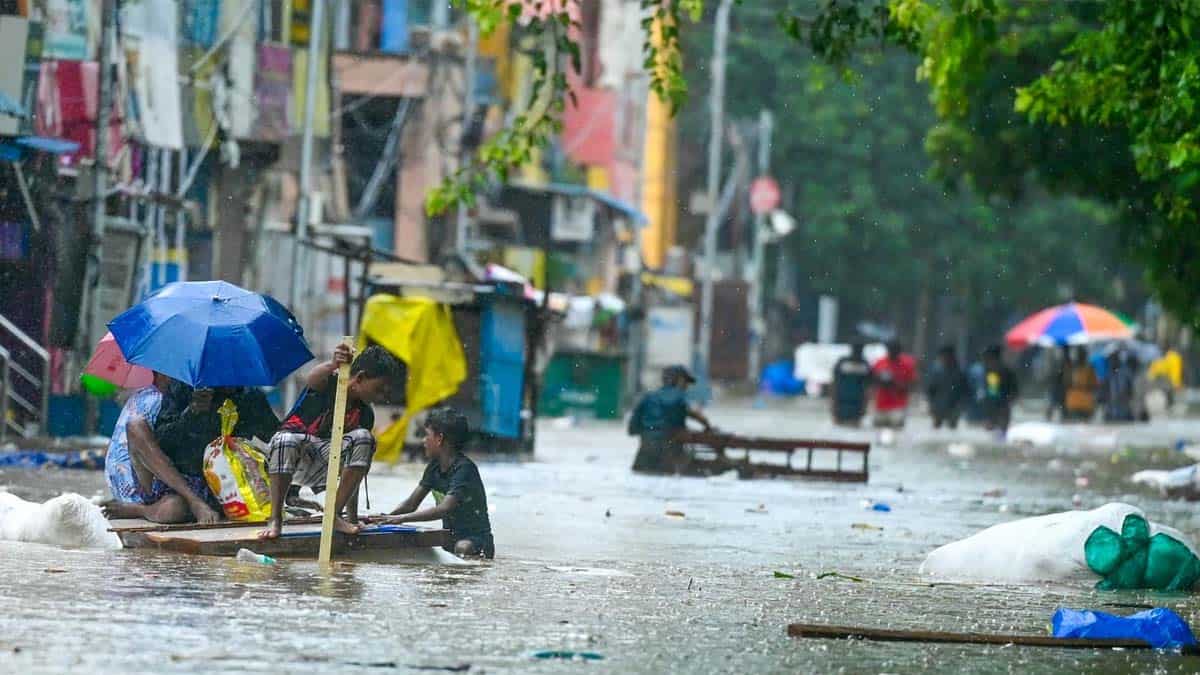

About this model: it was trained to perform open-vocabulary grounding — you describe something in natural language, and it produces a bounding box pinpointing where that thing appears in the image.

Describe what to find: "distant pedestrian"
[1064,346,1099,421]
[980,345,1019,434]
[871,340,916,429]
[966,358,987,423]
[1102,349,1136,423]
[926,345,969,430]
[831,342,872,427]
[1046,346,1070,421]
[1148,344,1184,409]
[627,365,713,474]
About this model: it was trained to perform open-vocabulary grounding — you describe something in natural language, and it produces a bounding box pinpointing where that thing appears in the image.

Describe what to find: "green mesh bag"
[1084,514,1200,591]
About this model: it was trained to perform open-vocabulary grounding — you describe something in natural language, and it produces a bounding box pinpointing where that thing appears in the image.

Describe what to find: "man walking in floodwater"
[831,342,871,426]
[871,341,916,429]
[627,365,713,473]
[980,345,1019,434]
[926,345,969,429]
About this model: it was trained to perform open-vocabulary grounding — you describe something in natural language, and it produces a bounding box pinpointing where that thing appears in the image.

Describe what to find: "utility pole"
[455,19,478,255]
[291,0,325,310]
[696,0,733,397]
[747,109,773,382]
[82,0,116,358]
[287,0,325,405]
[79,0,115,434]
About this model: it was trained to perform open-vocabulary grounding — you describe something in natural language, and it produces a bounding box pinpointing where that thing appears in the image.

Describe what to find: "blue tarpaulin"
[1052,607,1197,650]
[0,449,105,470]
[760,361,804,396]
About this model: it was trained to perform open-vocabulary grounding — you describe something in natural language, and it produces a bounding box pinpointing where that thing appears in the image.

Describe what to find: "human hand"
[189,389,214,414]
[365,514,402,525]
[333,344,355,367]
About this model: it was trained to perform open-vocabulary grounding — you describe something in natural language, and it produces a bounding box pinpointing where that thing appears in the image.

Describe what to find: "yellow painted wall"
[639,19,679,271]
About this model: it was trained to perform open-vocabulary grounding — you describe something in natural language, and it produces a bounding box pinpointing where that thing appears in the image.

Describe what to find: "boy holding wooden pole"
[259,344,400,540]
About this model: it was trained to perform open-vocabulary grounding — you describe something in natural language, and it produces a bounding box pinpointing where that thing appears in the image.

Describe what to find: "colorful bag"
[203,399,273,521]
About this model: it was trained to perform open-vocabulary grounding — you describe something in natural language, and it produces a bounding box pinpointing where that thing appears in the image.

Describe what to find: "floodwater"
[3,399,1200,673]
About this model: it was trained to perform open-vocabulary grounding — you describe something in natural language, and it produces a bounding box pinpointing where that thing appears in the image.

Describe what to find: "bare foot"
[100,499,143,520]
[190,501,223,525]
[333,517,361,535]
[258,521,282,539]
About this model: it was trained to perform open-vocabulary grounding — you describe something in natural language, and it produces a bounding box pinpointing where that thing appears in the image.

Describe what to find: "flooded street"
[3,400,1200,673]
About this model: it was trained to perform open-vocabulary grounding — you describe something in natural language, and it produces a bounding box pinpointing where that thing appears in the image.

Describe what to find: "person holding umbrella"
[104,281,316,524]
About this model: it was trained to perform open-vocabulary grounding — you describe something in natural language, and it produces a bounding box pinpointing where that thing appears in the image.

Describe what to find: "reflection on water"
[2,401,1200,673]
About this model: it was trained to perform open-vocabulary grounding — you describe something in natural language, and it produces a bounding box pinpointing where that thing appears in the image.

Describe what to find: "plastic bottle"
[235,548,276,565]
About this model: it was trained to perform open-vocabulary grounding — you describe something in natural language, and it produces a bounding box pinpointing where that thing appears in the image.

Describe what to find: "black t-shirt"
[832,356,870,416]
[419,453,492,538]
[154,384,280,476]
[281,374,375,439]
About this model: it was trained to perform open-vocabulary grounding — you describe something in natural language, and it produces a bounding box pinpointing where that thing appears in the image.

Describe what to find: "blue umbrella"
[108,281,314,387]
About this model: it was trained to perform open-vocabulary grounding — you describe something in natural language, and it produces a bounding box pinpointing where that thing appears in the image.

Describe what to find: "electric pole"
[696,0,733,396]
[287,0,325,406]
[82,0,116,361]
[747,109,773,382]
[455,19,478,255]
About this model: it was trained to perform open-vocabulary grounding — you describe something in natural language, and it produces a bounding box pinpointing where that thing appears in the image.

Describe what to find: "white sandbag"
[0,491,121,549]
[918,503,1140,584]
[1131,464,1200,499]
[1006,421,1065,447]
[1131,465,1198,491]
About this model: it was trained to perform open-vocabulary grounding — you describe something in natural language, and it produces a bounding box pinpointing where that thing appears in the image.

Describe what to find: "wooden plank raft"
[109,518,449,558]
[675,431,870,482]
[787,623,1200,655]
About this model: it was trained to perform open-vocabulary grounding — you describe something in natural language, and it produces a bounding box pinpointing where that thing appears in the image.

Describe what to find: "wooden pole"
[786,623,1200,655]
[318,335,354,564]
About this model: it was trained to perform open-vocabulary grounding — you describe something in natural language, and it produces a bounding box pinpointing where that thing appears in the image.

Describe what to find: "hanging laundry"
[42,0,92,60]
[181,0,220,48]
[35,60,123,167]
[252,44,293,141]
[122,0,183,149]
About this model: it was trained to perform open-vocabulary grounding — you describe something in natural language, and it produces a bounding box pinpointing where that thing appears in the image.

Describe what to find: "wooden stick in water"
[318,336,354,565]
[786,623,1200,655]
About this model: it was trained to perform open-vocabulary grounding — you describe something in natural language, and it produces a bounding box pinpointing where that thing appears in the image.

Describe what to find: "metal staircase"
[0,313,50,441]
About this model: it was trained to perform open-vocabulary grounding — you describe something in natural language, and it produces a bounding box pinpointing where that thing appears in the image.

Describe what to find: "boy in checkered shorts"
[259,344,399,539]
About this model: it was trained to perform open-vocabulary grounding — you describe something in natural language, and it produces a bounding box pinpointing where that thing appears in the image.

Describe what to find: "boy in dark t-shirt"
[377,406,494,559]
[259,344,400,539]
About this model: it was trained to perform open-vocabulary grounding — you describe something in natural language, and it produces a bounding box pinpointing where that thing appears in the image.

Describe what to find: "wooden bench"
[674,431,870,482]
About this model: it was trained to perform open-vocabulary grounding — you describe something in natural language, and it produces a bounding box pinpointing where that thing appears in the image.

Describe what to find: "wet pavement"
[2,398,1200,673]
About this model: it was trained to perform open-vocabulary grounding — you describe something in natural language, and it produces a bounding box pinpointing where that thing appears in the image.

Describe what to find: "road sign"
[749,176,781,215]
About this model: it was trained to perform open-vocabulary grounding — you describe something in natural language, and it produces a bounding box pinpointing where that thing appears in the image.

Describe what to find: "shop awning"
[0,136,82,160]
[509,181,649,227]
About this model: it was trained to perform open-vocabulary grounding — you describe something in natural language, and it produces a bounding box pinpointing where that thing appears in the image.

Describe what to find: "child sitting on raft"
[375,407,494,559]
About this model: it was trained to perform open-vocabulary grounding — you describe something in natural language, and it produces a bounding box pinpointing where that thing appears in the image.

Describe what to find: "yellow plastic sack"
[359,294,468,463]
[203,399,273,522]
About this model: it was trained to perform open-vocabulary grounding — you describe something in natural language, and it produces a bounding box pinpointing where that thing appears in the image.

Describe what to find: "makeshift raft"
[674,431,870,482]
[109,517,449,559]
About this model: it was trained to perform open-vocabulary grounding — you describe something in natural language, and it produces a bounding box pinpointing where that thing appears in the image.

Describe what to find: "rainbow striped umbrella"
[1005,302,1134,348]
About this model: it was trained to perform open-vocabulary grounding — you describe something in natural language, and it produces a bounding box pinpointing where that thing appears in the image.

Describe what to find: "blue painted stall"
[480,297,527,439]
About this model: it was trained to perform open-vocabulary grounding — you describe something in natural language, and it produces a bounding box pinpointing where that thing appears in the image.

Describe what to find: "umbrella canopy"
[83,332,155,390]
[1005,302,1134,349]
[108,281,314,387]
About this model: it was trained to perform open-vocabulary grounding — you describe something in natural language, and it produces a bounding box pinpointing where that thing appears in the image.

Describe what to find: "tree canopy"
[441,0,1199,327]
[677,8,1134,350]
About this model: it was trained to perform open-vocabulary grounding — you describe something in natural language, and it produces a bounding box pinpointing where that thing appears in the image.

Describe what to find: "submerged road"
[1,398,1199,673]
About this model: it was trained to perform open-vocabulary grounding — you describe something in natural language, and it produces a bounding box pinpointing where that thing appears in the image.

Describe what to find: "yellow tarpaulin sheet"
[359,294,467,463]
